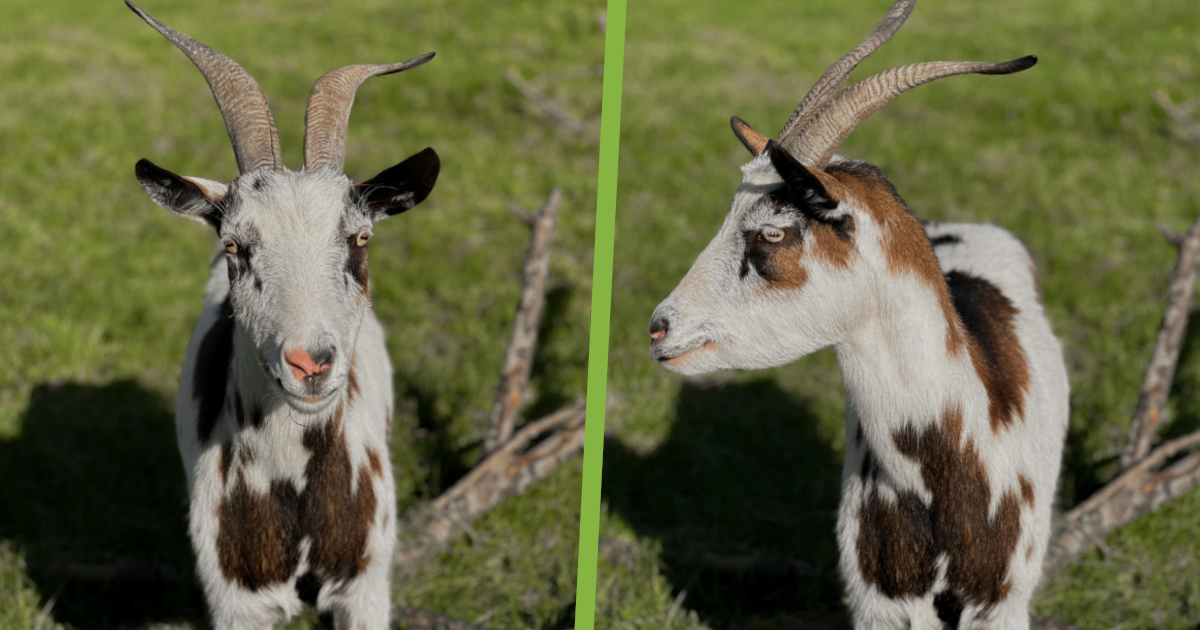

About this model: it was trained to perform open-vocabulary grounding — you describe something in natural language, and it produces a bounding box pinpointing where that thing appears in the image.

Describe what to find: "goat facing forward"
[127,2,440,627]
[649,1,1068,628]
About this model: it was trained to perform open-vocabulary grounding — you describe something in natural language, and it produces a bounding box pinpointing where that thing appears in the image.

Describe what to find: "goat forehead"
[231,171,358,240]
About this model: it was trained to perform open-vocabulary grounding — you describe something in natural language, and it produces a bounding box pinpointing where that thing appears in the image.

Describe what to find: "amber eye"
[356,231,370,247]
[223,238,239,254]
[762,226,784,243]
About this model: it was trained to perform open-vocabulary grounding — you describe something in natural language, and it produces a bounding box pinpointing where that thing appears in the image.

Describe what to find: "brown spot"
[1025,544,1035,561]
[347,357,360,404]
[300,403,378,581]
[945,271,1031,433]
[194,299,235,444]
[1018,475,1035,508]
[219,440,233,482]
[746,227,809,292]
[365,447,384,479]
[809,217,857,270]
[827,163,966,356]
[859,404,1022,609]
[385,406,392,442]
[217,473,301,590]
[239,445,255,466]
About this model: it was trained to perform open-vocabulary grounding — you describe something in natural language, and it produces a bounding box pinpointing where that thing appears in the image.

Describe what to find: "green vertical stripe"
[574,0,625,628]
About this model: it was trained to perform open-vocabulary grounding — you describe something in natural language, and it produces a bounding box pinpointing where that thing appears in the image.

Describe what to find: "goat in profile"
[650,1,1067,628]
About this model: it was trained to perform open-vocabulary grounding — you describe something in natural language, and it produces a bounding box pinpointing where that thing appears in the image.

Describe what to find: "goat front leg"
[330,571,392,630]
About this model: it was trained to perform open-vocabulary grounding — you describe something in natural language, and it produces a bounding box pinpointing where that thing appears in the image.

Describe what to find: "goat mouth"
[654,339,716,365]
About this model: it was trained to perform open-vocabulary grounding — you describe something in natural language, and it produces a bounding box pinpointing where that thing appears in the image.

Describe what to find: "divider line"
[573,0,626,628]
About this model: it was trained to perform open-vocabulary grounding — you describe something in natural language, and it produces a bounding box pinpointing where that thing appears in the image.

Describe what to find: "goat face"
[649,141,874,375]
[135,150,439,411]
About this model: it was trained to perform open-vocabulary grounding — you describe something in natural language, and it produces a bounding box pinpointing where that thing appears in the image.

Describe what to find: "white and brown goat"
[649,1,1068,628]
[127,2,439,627]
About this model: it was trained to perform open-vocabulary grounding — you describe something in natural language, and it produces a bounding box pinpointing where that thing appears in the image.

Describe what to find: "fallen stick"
[484,189,563,452]
[504,67,595,139]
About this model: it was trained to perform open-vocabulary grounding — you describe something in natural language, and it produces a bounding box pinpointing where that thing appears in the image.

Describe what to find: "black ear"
[134,159,224,230]
[356,147,440,220]
[765,140,836,210]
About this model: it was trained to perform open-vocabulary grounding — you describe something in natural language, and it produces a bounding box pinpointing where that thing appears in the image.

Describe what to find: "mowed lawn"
[598,0,1200,628]
[0,0,601,627]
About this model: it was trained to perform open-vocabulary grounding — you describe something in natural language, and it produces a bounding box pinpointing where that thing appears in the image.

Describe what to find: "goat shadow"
[0,380,206,628]
[602,377,849,629]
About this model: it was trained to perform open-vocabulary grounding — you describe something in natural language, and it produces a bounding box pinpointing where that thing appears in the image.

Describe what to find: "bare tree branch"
[1156,220,1184,248]
[1047,431,1200,574]
[484,189,564,452]
[1118,212,1200,468]
[395,405,586,574]
[1156,89,1200,146]
[505,67,596,139]
[392,606,499,630]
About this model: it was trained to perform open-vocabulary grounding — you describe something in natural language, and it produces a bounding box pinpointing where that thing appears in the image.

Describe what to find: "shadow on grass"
[0,380,205,628]
[602,379,848,630]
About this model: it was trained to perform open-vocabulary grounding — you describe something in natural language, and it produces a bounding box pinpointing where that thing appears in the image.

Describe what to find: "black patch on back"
[250,402,264,429]
[930,234,962,247]
[252,177,266,192]
[934,591,964,628]
[295,571,321,606]
[194,299,235,444]
[860,448,875,480]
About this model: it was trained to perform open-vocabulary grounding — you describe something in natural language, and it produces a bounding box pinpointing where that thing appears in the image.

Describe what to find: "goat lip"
[652,338,712,363]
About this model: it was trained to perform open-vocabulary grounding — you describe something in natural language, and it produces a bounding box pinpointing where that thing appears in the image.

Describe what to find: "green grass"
[0,0,602,627]
[598,0,1200,628]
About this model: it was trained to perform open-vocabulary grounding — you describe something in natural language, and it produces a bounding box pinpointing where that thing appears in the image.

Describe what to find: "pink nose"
[650,330,665,340]
[285,348,331,381]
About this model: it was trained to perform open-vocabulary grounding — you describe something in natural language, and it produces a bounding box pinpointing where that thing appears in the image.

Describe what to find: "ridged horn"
[788,56,1036,168]
[125,1,283,174]
[777,0,915,142]
[302,53,435,173]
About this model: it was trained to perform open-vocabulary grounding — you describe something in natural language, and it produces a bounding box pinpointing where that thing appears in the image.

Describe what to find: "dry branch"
[1045,434,1200,574]
[395,405,585,573]
[1118,212,1200,468]
[484,189,564,452]
[1156,89,1200,146]
[392,606,499,630]
[505,67,596,139]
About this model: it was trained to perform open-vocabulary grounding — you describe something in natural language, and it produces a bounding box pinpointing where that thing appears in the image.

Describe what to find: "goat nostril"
[649,317,669,340]
[284,347,332,380]
[310,347,335,370]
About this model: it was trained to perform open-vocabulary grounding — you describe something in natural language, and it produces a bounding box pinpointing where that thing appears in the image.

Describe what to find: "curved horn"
[303,53,435,174]
[786,56,1036,167]
[125,1,282,174]
[777,0,915,142]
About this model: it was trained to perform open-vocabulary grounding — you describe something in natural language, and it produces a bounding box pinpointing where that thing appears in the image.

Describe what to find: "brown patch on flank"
[1018,475,1035,508]
[216,473,301,590]
[826,162,966,356]
[365,447,384,479]
[194,299,235,444]
[945,271,1031,433]
[300,402,378,581]
[860,404,1022,609]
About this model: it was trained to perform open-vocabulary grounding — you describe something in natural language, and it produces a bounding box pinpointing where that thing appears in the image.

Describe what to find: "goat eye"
[356,231,370,247]
[762,227,784,243]
[223,238,239,254]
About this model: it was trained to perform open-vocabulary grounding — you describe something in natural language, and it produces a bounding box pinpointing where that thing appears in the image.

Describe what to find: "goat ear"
[731,117,769,156]
[134,159,226,230]
[765,140,835,209]
[355,147,440,220]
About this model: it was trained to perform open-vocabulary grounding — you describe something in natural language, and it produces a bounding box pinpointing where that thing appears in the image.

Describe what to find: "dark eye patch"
[345,232,369,295]
[740,225,804,282]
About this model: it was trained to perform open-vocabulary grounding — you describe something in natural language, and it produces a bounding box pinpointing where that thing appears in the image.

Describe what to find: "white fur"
[172,167,398,629]
[652,154,1068,629]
